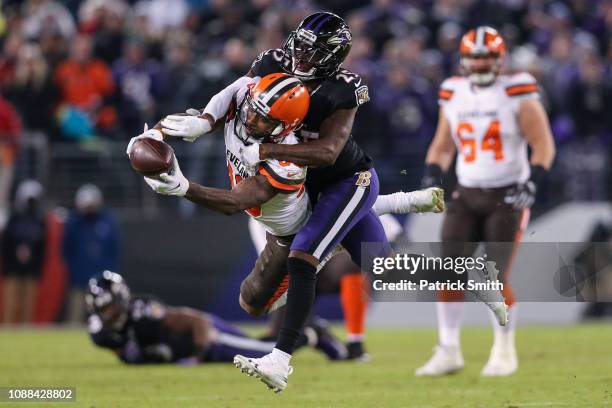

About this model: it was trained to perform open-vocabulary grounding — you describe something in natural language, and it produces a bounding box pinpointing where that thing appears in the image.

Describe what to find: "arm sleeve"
[202,76,256,121]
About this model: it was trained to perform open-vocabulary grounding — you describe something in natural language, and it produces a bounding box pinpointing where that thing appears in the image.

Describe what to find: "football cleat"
[481,344,518,376]
[415,345,465,377]
[346,341,371,362]
[468,261,508,326]
[233,354,293,393]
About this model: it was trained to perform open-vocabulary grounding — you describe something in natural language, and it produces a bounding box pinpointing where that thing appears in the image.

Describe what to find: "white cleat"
[481,345,518,377]
[415,345,465,377]
[233,354,293,393]
[484,301,509,326]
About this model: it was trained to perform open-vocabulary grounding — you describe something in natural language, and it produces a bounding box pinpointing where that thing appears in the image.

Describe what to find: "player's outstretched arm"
[258,107,357,167]
[185,174,278,216]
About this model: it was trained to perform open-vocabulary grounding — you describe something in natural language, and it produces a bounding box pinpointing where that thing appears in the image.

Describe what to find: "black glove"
[504,165,546,210]
[421,164,443,188]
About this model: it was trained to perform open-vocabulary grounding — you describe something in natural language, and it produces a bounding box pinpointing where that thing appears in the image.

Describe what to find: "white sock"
[437,302,464,349]
[271,348,292,365]
[488,304,517,349]
[347,334,364,343]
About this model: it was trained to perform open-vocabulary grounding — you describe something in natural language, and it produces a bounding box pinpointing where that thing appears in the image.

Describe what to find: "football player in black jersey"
[156,12,390,392]
[86,271,348,365]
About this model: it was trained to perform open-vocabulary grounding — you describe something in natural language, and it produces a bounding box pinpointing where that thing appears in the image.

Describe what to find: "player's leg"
[235,169,380,392]
[416,189,479,376]
[239,232,292,316]
[316,248,371,360]
[480,198,529,377]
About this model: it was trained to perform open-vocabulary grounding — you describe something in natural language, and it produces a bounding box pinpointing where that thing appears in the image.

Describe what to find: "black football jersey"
[250,49,373,195]
[88,296,195,363]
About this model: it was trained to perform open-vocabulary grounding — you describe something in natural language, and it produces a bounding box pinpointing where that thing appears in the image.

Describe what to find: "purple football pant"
[291,168,390,267]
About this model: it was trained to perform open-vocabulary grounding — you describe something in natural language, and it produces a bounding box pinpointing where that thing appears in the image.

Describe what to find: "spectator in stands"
[0,94,22,230]
[5,44,57,137]
[54,34,116,140]
[21,0,76,40]
[1,180,46,324]
[62,184,120,323]
[112,37,164,136]
[160,32,211,115]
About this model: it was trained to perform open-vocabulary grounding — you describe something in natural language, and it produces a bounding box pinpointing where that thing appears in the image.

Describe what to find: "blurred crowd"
[0,0,609,200]
[0,0,611,324]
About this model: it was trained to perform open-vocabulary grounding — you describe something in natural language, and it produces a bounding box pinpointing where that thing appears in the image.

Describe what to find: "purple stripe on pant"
[291,168,390,266]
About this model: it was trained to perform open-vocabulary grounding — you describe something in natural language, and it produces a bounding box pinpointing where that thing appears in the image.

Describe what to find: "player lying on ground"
[416,26,555,377]
[86,271,347,364]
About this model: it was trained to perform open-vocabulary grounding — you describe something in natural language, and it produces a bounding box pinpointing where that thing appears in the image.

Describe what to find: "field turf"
[2,324,612,407]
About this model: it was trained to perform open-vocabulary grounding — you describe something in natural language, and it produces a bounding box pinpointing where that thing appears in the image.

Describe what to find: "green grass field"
[2,324,612,408]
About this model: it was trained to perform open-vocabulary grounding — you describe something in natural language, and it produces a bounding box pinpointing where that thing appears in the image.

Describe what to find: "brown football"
[129,138,174,177]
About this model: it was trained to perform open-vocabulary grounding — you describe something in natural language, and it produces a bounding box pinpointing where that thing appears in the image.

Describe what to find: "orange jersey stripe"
[259,167,303,191]
[439,89,454,100]
[506,83,538,96]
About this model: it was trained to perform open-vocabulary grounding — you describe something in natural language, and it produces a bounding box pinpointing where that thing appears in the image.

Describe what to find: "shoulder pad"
[505,72,538,97]
[259,160,306,192]
[438,77,465,102]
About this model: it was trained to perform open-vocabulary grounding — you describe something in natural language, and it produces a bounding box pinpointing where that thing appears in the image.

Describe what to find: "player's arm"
[185,174,278,215]
[421,108,455,187]
[518,98,556,170]
[258,108,356,167]
[162,307,215,357]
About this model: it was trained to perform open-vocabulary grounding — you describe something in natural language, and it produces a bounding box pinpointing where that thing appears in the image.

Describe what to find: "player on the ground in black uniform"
[158,11,390,392]
[86,271,348,365]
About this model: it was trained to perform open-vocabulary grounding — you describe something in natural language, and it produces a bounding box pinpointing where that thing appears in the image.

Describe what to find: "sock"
[488,304,517,349]
[275,257,317,354]
[340,273,368,342]
[271,348,291,366]
[437,301,464,349]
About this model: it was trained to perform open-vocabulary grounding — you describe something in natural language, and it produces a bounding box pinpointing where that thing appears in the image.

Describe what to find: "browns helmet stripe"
[259,77,301,108]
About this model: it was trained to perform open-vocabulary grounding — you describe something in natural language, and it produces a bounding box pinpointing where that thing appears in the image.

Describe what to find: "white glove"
[126,124,163,156]
[161,111,212,142]
[144,155,189,197]
[504,181,536,210]
[239,143,262,170]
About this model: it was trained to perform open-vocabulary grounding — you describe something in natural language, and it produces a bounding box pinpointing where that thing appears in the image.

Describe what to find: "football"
[129,138,174,177]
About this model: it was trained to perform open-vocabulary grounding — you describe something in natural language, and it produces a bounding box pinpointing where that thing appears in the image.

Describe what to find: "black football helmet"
[85,271,130,324]
[282,11,352,80]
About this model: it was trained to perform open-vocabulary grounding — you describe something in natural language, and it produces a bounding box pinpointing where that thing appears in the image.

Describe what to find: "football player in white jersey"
[126,72,445,320]
[416,26,555,377]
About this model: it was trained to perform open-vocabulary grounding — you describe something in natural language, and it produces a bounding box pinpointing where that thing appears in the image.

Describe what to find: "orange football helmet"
[459,26,506,86]
[236,73,310,143]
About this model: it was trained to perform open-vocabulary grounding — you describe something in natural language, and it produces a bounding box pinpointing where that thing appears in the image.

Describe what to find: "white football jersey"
[439,72,539,188]
[224,113,309,237]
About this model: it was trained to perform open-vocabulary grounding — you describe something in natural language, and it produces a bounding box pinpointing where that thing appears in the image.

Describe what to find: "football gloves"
[126,123,163,156]
[161,109,212,142]
[504,180,536,210]
[144,155,189,197]
[239,143,262,170]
